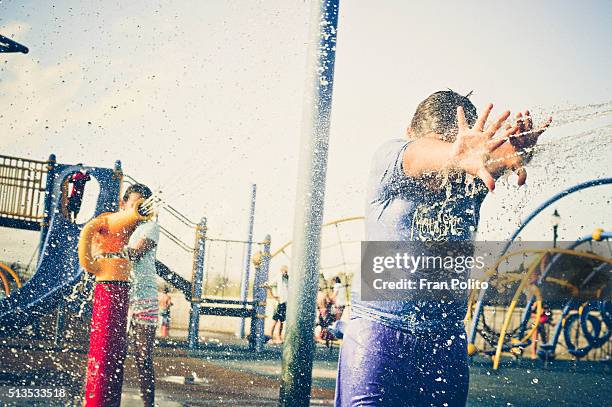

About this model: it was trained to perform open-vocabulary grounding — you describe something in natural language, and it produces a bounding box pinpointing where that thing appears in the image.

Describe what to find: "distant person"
[315,283,335,347]
[159,286,173,338]
[265,265,289,344]
[121,183,159,407]
[531,302,553,356]
[67,164,90,222]
[331,276,347,320]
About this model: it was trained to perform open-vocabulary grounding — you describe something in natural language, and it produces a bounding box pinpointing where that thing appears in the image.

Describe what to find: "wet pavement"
[0,334,609,406]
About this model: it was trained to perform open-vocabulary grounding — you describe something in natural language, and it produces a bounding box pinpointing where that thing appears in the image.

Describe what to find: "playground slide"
[0,164,121,335]
[0,212,82,334]
[0,163,192,335]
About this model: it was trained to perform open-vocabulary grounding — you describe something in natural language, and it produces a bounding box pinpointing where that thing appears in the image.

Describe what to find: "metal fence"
[0,155,49,230]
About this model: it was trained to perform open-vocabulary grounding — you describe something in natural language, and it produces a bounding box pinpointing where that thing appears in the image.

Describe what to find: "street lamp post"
[551,209,561,248]
[549,209,561,327]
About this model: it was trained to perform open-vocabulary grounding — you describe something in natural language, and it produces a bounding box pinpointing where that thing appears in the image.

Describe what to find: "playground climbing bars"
[188,218,207,349]
[238,183,257,338]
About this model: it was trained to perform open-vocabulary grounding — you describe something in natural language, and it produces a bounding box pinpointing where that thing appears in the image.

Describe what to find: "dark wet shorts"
[273,302,287,322]
[68,195,83,213]
[335,317,469,407]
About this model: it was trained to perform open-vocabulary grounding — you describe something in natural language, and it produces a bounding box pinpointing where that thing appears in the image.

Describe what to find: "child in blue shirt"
[335,90,551,407]
[121,183,160,407]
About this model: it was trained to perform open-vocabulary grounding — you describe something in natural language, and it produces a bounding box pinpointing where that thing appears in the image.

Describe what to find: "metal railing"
[0,155,49,226]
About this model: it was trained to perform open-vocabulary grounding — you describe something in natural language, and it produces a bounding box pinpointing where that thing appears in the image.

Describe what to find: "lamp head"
[551,209,561,228]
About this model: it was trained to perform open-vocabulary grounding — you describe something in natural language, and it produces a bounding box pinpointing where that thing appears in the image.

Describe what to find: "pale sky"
[1,0,611,281]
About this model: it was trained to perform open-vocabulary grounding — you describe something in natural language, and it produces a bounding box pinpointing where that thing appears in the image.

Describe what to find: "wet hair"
[122,183,152,202]
[410,90,478,141]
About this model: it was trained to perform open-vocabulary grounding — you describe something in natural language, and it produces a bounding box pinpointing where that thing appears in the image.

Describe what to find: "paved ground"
[0,334,610,406]
[0,336,336,406]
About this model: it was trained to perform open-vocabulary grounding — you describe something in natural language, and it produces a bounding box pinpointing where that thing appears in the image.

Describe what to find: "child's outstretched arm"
[402,104,516,191]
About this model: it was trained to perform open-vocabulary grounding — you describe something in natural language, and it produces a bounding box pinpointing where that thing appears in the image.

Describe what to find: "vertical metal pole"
[39,153,56,257]
[188,217,207,349]
[238,184,257,338]
[250,235,271,352]
[279,1,340,405]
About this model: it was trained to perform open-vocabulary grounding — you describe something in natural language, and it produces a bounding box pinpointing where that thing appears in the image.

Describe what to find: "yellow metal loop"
[0,262,22,289]
[592,228,604,241]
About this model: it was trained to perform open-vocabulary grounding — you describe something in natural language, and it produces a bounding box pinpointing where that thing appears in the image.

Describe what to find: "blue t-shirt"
[352,139,488,332]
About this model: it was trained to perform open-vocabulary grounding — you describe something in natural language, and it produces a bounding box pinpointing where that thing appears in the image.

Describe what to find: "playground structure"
[0,153,271,352]
[122,175,270,349]
[270,216,360,309]
[0,154,122,337]
[466,178,612,368]
[1,152,610,367]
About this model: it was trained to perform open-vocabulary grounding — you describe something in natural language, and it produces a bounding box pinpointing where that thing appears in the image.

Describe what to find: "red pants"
[84,282,130,407]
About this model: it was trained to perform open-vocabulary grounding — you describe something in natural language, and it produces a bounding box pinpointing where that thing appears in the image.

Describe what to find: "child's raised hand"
[450,104,517,191]
[508,110,552,151]
[501,111,553,185]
